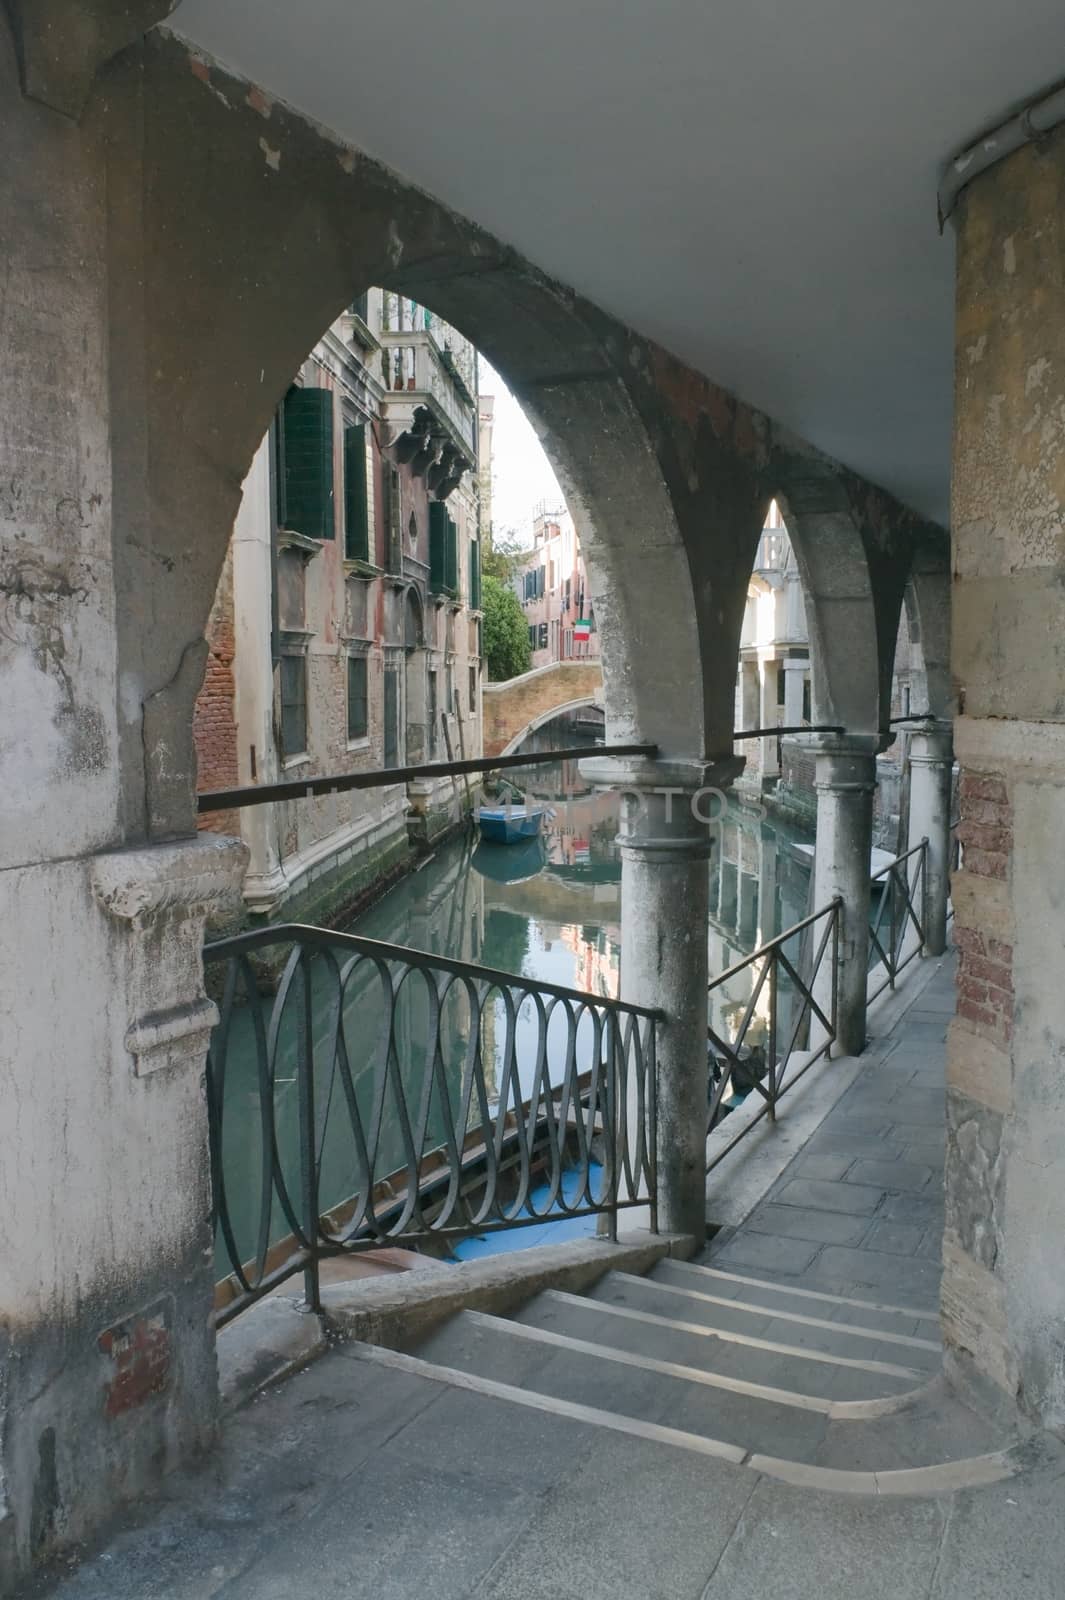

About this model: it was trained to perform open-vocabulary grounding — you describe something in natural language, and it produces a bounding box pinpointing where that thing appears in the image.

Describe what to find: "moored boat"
[476,804,545,845]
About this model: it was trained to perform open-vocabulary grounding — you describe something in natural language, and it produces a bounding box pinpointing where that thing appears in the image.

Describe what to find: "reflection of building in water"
[559,922,620,1002]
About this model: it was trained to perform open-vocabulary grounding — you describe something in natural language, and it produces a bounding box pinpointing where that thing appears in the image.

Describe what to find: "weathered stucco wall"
[946,125,1065,1425]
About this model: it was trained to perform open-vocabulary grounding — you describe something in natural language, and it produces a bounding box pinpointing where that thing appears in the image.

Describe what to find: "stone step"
[586,1271,942,1373]
[403,1316,1009,1479]
[511,1289,926,1402]
[651,1258,941,1339]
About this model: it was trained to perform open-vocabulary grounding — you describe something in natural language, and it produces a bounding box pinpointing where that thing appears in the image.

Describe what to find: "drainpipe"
[939,78,1065,226]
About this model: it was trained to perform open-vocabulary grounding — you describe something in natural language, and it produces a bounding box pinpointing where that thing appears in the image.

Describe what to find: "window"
[279,654,307,759]
[428,670,438,756]
[343,423,370,562]
[528,625,537,648]
[347,654,368,742]
[469,665,477,709]
[281,387,335,541]
[429,501,449,594]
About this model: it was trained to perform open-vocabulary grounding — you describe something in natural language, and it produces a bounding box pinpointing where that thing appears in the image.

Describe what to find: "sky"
[479,357,566,546]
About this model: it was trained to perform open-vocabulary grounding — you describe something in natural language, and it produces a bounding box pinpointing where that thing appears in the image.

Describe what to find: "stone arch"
[770,462,894,740]
[497,696,604,757]
[110,32,708,843]
[903,539,952,722]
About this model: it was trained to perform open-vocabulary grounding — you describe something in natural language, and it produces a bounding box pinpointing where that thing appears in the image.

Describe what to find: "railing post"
[812,737,877,1056]
[766,949,779,1121]
[907,725,954,957]
[296,949,321,1314]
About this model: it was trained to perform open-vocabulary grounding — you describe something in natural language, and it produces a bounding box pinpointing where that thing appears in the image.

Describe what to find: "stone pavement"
[705,953,954,1308]
[26,948,1065,1600]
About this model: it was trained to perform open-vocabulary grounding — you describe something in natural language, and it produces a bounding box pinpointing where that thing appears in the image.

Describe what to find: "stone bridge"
[482,660,604,758]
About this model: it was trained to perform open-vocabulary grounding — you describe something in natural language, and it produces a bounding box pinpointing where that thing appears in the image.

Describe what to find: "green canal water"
[212,726,817,1276]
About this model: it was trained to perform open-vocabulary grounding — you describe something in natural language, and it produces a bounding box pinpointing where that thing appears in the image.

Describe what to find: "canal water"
[213,722,817,1276]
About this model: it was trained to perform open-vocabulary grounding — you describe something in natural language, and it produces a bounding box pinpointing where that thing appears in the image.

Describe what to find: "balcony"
[380,330,477,458]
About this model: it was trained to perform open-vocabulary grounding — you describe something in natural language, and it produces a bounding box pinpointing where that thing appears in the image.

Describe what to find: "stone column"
[739,659,759,731]
[784,658,806,727]
[944,125,1065,1426]
[759,659,780,781]
[907,724,954,958]
[812,740,877,1056]
[583,755,741,1243]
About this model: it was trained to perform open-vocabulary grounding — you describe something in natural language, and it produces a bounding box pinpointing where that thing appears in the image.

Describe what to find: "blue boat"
[476,804,546,845]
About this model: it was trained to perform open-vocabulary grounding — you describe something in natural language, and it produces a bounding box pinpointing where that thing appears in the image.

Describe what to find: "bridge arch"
[483,661,604,758]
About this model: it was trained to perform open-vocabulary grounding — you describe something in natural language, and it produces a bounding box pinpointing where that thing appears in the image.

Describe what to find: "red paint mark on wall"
[99,1304,171,1418]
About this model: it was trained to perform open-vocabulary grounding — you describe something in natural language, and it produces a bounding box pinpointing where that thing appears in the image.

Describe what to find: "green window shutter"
[469,538,481,609]
[429,500,447,592]
[343,423,369,561]
[445,515,458,596]
[282,386,335,540]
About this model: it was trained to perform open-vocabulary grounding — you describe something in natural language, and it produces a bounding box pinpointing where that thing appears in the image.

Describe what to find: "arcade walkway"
[28,951,1065,1600]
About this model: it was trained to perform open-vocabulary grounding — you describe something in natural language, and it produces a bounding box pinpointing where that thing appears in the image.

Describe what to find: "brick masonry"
[954,769,1014,1046]
[98,1302,172,1419]
[483,660,602,756]
[193,548,239,836]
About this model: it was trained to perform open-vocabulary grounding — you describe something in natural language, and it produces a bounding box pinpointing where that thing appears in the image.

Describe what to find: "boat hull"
[477,807,544,845]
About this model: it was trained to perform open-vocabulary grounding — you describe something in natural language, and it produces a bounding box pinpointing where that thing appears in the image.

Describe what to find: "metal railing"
[205,924,660,1324]
[867,838,927,1002]
[705,899,840,1173]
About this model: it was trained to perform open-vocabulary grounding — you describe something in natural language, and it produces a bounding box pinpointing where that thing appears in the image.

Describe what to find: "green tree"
[482,573,531,681]
[481,529,526,583]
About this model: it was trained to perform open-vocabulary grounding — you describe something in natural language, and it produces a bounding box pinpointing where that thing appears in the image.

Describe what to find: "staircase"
[351,1247,1017,1494]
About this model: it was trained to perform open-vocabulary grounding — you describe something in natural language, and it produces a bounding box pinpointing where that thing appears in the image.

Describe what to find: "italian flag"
[573,617,592,642]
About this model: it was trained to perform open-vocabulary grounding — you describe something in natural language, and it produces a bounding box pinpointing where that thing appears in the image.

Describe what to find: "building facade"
[194,289,485,924]
[513,507,600,667]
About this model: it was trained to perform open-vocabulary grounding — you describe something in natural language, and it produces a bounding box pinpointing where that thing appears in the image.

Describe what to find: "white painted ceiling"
[171,0,1065,525]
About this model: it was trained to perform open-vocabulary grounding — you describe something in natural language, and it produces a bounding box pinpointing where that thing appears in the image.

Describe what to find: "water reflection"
[214,719,816,1274]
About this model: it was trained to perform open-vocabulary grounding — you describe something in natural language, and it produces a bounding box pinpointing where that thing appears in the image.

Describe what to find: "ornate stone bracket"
[91,834,248,1077]
[4,0,177,120]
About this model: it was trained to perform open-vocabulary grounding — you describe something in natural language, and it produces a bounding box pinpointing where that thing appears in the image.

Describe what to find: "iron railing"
[705,899,841,1173]
[205,924,660,1324]
[867,839,928,1001]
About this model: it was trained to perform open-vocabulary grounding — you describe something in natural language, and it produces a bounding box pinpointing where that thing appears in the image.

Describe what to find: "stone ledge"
[322,1231,693,1350]
[91,835,248,923]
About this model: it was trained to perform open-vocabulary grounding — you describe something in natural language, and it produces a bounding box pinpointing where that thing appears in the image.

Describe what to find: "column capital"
[582,753,744,861]
[812,736,878,794]
[907,723,954,766]
[91,836,248,1078]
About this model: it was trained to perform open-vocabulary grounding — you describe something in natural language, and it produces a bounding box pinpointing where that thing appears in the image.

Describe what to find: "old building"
[514,507,600,667]
[193,290,485,923]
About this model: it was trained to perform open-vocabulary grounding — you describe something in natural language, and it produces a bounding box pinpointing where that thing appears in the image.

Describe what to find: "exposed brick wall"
[193,546,240,835]
[954,769,1014,1045]
[956,771,1012,880]
[483,661,602,756]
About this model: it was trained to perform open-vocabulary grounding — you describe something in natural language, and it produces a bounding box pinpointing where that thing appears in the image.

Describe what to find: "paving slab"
[846,1159,935,1192]
[744,1203,873,1246]
[473,1433,756,1600]
[774,1178,887,1215]
[700,1477,947,1600]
